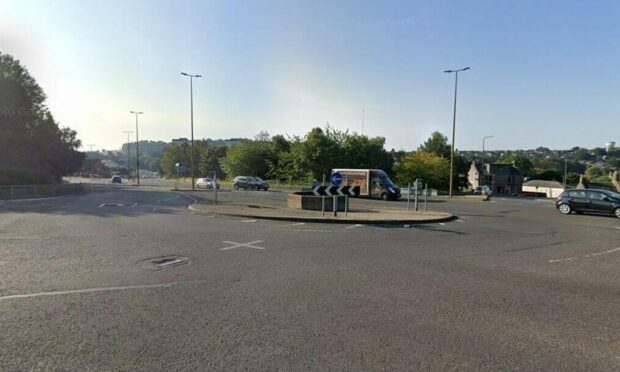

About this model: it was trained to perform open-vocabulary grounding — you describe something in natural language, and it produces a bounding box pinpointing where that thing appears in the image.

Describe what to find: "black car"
[250,176,269,191]
[110,176,122,184]
[233,176,253,190]
[556,189,620,218]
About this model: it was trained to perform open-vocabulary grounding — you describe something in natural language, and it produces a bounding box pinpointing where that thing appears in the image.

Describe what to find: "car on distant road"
[250,176,269,191]
[556,189,620,218]
[111,176,122,184]
[196,177,220,189]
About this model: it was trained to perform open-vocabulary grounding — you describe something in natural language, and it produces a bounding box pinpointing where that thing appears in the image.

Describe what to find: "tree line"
[0,52,83,185]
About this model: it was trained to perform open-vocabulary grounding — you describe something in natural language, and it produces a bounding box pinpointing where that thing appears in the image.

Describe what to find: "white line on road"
[548,247,620,263]
[241,219,257,223]
[344,224,363,229]
[439,223,446,226]
[0,236,51,240]
[0,280,208,302]
[220,240,265,250]
[291,222,305,226]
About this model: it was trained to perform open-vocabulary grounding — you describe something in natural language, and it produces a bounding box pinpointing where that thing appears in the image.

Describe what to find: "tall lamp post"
[444,66,470,197]
[482,135,494,175]
[122,130,133,179]
[181,72,202,190]
[130,111,143,185]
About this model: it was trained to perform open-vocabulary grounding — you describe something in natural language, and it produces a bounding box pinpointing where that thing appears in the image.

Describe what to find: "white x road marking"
[220,240,265,251]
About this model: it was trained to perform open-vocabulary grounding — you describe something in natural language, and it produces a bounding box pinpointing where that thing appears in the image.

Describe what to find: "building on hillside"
[522,180,566,198]
[468,161,523,194]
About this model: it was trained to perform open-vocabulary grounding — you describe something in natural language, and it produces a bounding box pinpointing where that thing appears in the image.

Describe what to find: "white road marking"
[439,223,446,226]
[548,247,620,263]
[291,222,305,226]
[130,202,138,208]
[241,219,257,223]
[457,220,464,223]
[0,236,50,240]
[220,240,265,251]
[344,224,363,229]
[0,280,207,302]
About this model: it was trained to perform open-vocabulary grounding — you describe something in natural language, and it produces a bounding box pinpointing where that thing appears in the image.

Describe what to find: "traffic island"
[187,200,455,225]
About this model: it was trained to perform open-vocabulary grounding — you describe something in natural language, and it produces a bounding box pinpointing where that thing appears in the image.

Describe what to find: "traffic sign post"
[321,174,326,217]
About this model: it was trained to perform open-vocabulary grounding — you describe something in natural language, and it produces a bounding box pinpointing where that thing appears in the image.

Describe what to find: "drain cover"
[138,255,190,270]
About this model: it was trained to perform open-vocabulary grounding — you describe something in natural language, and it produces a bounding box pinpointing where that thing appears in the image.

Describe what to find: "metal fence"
[0,183,87,200]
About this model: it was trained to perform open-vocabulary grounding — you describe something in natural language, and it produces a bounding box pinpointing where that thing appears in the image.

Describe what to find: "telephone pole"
[181,72,202,190]
[129,111,143,185]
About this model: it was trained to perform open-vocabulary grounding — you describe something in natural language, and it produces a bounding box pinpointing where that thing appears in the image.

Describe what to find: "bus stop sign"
[330,172,343,186]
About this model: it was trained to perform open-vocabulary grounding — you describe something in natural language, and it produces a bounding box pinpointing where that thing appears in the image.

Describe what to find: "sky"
[1,0,619,152]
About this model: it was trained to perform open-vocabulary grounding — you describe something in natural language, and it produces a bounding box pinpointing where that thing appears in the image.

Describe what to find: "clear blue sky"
[1,0,618,151]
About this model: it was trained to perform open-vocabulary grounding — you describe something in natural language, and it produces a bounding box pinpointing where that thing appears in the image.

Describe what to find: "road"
[1,185,619,371]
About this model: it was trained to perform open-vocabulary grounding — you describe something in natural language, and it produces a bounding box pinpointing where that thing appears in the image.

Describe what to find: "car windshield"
[254,177,264,182]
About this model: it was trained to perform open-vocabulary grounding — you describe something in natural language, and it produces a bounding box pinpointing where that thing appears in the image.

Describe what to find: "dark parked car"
[251,176,269,191]
[556,189,620,218]
[233,176,257,190]
[111,176,122,184]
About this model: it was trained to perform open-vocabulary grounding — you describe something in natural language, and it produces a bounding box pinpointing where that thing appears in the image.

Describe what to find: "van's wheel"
[381,193,389,201]
[614,208,620,218]
[558,203,571,215]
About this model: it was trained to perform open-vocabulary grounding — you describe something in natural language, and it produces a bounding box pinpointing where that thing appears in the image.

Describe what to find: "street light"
[130,111,143,185]
[122,130,133,179]
[482,135,494,174]
[181,72,202,190]
[444,66,470,197]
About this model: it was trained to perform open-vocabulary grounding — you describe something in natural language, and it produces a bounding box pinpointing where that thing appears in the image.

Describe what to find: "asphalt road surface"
[1,185,619,371]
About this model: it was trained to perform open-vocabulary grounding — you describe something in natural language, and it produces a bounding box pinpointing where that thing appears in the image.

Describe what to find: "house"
[522,180,566,198]
[468,161,523,194]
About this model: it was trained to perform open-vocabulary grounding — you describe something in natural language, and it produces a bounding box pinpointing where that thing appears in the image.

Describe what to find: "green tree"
[419,131,451,158]
[198,146,227,178]
[0,52,84,184]
[220,138,274,178]
[394,151,450,190]
[499,155,533,175]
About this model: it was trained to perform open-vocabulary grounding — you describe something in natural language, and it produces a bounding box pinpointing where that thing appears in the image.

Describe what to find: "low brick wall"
[287,192,346,211]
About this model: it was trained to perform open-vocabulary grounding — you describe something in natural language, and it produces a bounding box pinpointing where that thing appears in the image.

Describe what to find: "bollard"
[414,181,419,211]
[213,172,218,205]
[424,183,428,212]
[333,195,337,217]
[345,195,348,217]
[321,174,326,217]
[407,182,411,211]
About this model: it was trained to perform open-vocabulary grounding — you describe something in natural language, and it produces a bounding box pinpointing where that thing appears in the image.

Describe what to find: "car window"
[568,190,587,198]
[587,191,606,200]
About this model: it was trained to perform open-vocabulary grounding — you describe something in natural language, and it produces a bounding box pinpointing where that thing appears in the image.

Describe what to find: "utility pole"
[564,159,568,189]
[123,131,133,179]
[444,67,470,197]
[482,136,494,184]
[130,111,143,185]
[181,72,202,190]
[362,106,365,135]
[87,144,95,175]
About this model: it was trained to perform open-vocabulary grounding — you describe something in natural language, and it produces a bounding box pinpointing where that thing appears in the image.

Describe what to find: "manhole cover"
[138,255,190,270]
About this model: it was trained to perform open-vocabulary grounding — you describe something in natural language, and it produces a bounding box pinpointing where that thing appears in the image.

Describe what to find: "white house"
[522,180,566,198]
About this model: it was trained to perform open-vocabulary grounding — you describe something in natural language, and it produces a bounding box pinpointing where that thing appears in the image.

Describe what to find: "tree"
[419,131,451,158]
[394,151,450,190]
[198,146,227,178]
[499,155,533,175]
[220,139,274,178]
[0,52,84,184]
